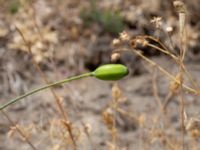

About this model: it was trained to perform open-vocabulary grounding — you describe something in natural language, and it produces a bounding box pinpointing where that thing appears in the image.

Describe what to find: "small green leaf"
[93,64,128,81]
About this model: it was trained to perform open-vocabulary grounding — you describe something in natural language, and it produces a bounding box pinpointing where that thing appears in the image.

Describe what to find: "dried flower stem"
[113,49,199,95]
[147,43,199,91]
[0,110,38,150]
[151,68,163,112]
[174,1,187,148]
[15,27,77,149]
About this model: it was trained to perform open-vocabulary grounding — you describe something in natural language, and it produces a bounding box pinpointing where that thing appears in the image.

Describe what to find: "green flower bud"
[93,64,129,81]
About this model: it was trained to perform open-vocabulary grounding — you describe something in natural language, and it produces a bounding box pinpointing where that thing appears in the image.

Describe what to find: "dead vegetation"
[0,0,200,150]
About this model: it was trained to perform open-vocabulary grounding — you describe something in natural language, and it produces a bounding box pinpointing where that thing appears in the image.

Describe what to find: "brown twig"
[151,68,163,113]
[15,26,77,149]
[1,110,38,150]
[174,1,187,149]
[162,92,174,112]
[49,51,96,149]
[146,40,200,91]
[113,48,199,96]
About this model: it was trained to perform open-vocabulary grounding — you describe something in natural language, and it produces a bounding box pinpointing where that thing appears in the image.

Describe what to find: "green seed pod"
[93,64,129,81]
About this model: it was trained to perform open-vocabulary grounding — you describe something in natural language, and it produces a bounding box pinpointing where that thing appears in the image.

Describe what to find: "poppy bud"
[93,64,128,81]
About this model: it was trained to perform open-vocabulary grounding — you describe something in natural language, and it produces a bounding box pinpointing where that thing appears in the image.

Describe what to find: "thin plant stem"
[162,92,174,111]
[147,43,178,60]
[0,110,38,150]
[116,108,138,123]
[143,35,171,53]
[139,34,199,91]
[0,73,93,110]
[151,68,163,112]
[113,49,199,95]
[15,26,77,148]
[178,11,187,150]
[51,56,96,150]
[15,27,68,119]
[112,89,118,148]
[146,43,200,91]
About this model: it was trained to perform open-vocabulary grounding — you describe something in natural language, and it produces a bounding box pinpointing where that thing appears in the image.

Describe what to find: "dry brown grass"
[109,1,200,149]
[1,1,200,150]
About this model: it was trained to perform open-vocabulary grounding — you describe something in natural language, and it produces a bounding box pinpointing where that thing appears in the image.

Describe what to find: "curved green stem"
[0,72,93,110]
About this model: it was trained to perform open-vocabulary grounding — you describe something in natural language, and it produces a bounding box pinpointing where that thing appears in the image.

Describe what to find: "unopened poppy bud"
[93,64,128,81]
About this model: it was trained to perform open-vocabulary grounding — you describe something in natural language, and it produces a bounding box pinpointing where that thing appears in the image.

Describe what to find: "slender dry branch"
[1,110,38,150]
[151,68,163,112]
[146,41,200,91]
[113,49,199,96]
[15,26,77,149]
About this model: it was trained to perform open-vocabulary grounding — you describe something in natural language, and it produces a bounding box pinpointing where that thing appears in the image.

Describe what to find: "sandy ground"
[0,0,200,149]
[0,56,200,150]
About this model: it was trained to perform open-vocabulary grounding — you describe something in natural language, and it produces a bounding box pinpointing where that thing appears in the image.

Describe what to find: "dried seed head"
[111,53,120,62]
[150,17,162,28]
[186,118,200,131]
[169,73,182,93]
[107,142,119,150]
[130,39,136,48]
[190,130,200,139]
[173,0,186,13]
[119,31,130,41]
[138,114,146,128]
[7,126,17,139]
[137,38,148,47]
[83,123,92,133]
[166,26,173,33]
[112,38,121,47]
[131,37,148,48]
[186,118,200,139]
[112,83,122,101]
[102,108,114,130]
